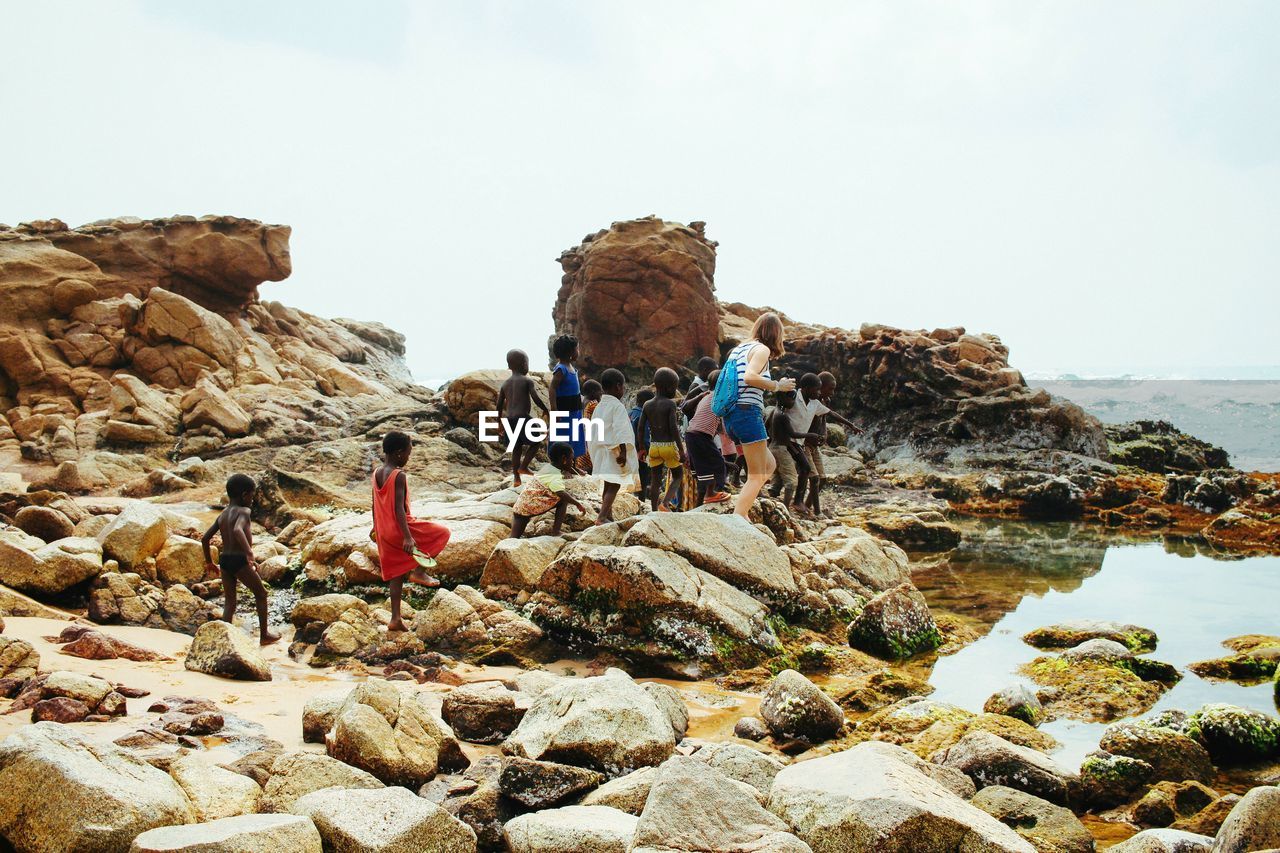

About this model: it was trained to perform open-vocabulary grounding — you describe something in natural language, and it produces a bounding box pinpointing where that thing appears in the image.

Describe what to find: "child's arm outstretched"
[201,518,219,574]
[528,382,549,415]
[824,408,864,434]
[392,470,415,554]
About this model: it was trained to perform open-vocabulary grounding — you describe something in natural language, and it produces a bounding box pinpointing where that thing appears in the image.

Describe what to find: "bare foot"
[386,620,407,633]
[259,630,281,645]
[408,569,441,588]
[514,476,522,487]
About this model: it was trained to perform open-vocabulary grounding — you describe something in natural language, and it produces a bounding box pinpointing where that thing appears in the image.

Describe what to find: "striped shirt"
[687,393,721,436]
[728,340,770,409]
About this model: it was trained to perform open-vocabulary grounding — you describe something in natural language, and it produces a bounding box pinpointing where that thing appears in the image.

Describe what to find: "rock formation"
[553,216,720,375]
[0,215,415,487]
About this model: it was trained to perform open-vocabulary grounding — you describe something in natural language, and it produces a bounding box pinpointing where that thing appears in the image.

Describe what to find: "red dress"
[371,469,450,581]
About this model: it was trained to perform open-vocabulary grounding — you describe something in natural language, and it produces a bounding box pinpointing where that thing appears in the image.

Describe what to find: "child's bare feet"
[259,630,281,645]
[408,569,441,588]
[386,620,408,633]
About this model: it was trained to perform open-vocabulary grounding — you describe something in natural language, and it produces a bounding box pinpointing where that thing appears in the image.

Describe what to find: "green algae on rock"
[1019,653,1175,723]
[1183,703,1280,766]
[1022,619,1158,654]
[845,582,943,660]
[1077,751,1156,809]
[1187,634,1280,684]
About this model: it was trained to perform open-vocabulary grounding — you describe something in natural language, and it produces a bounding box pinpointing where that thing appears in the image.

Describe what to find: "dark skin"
[636,373,686,511]
[374,445,441,632]
[766,394,821,513]
[803,378,864,514]
[202,489,280,645]
[497,349,549,485]
[510,451,588,538]
[682,369,726,505]
[549,343,586,473]
[595,378,631,525]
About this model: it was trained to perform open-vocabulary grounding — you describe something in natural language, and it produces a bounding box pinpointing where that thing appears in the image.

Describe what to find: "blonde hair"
[750,312,785,358]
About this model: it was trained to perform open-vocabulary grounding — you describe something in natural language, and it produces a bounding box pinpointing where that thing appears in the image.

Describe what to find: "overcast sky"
[3,1,1277,383]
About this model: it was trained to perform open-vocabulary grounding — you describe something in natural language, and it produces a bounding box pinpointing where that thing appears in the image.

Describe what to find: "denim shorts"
[722,404,767,445]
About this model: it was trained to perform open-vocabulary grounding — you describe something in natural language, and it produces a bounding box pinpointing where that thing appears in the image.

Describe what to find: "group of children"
[201,341,857,643]
[498,336,859,535]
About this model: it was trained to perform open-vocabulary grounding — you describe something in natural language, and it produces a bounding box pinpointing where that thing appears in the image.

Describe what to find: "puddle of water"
[917,520,1280,767]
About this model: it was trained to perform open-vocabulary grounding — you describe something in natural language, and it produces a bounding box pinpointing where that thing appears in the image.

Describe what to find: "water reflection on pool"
[916,520,1280,767]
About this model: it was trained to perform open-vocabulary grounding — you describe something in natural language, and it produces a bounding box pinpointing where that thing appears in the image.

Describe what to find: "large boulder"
[258,751,383,814]
[930,730,1076,806]
[1109,828,1214,852]
[620,512,798,598]
[580,766,662,815]
[1210,785,1280,853]
[1184,703,1280,766]
[290,785,477,853]
[413,585,542,656]
[631,755,812,853]
[479,535,566,595]
[498,755,603,809]
[326,680,463,787]
[767,741,1036,852]
[502,668,677,773]
[155,536,209,588]
[689,741,786,795]
[97,502,170,570]
[760,669,846,743]
[0,528,103,596]
[130,814,322,853]
[0,635,40,680]
[433,518,509,583]
[167,752,262,822]
[184,620,272,681]
[14,504,75,542]
[846,583,942,660]
[1098,721,1215,784]
[970,786,1094,853]
[441,683,529,744]
[0,722,195,851]
[503,804,638,853]
[530,543,780,674]
[553,216,720,374]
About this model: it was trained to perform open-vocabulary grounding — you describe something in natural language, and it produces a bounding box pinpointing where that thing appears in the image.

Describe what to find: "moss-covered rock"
[1023,619,1158,653]
[1077,751,1155,809]
[845,583,942,660]
[830,668,934,713]
[1188,635,1280,684]
[982,684,1044,727]
[850,697,1057,758]
[1097,719,1214,784]
[1184,703,1280,766]
[1020,653,1174,722]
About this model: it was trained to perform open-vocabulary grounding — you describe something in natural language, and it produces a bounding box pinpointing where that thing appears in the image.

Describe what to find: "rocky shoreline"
[0,215,1276,852]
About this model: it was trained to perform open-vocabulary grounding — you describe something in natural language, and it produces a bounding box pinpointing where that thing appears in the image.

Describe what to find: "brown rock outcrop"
[553,216,720,374]
[0,216,415,483]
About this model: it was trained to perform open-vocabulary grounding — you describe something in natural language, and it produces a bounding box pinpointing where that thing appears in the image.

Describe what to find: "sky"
[2,1,1278,384]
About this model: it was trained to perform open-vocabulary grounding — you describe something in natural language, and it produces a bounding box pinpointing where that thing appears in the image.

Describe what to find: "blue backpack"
[710,357,740,417]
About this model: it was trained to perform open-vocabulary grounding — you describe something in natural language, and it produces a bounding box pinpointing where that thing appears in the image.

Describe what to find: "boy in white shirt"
[588,368,640,524]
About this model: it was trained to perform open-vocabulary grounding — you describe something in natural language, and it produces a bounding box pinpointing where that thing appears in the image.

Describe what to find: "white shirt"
[786,392,830,437]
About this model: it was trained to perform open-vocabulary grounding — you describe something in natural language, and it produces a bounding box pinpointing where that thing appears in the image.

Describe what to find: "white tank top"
[729,340,769,409]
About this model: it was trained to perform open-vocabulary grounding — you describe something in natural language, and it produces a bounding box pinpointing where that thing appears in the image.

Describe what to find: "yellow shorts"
[647,441,682,469]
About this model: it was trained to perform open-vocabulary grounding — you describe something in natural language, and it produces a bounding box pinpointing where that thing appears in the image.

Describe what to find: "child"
[788,373,828,511]
[629,388,655,495]
[682,369,730,505]
[587,369,639,524]
[549,335,586,468]
[576,379,604,473]
[201,474,280,645]
[371,431,450,632]
[687,356,719,397]
[497,348,549,486]
[510,442,588,537]
[636,367,686,512]
[805,372,864,515]
[767,392,819,513]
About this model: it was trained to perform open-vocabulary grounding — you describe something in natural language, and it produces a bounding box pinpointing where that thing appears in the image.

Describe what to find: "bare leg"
[734,440,775,518]
[510,514,531,539]
[519,440,540,474]
[809,477,823,514]
[597,482,620,525]
[220,567,239,624]
[648,465,662,511]
[663,466,682,509]
[387,575,406,632]
[511,436,524,485]
[551,500,570,535]
[237,567,280,644]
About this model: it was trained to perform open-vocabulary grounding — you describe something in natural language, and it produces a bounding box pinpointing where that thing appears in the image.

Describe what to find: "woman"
[721,312,796,518]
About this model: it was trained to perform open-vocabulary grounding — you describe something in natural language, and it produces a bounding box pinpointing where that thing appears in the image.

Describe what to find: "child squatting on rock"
[509,441,589,538]
[201,473,280,645]
[371,430,451,633]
